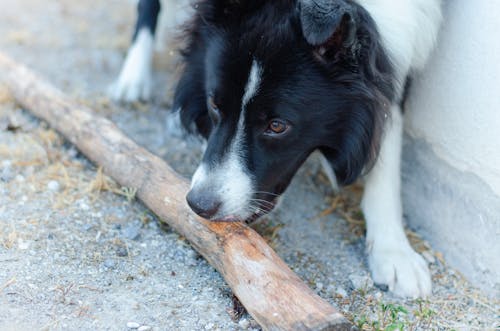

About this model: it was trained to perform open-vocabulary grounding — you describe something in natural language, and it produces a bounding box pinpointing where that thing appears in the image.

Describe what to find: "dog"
[110,0,442,298]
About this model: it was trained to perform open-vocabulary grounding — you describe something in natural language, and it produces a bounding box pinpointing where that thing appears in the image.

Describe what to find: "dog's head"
[174,0,395,221]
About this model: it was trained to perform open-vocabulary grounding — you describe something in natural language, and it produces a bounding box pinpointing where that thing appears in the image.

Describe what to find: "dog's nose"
[186,189,221,219]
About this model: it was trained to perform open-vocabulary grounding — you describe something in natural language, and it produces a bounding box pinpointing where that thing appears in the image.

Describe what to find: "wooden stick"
[0,52,353,331]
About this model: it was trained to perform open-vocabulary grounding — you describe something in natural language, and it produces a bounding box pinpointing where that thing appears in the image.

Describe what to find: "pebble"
[315,282,324,291]
[1,167,13,182]
[103,259,116,269]
[131,301,140,310]
[47,180,61,192]
[138,326,151,331]
[122,222,141,240]
[116,246,128,257]
[82,224,93,232]
[18,239,30,250]
[126,322,140,329]
[335,286,348,298]
[348,274,373,291]
[79,201,90,210]
[238,318,250,329]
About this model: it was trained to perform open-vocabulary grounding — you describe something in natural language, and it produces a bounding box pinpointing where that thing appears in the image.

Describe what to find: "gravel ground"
[0,1,498,330]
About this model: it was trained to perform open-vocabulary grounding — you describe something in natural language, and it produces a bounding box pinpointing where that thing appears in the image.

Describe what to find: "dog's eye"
[265,119,289,136]
[207,96,220,122]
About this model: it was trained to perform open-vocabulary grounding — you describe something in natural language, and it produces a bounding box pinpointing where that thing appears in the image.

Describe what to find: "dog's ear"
[173,61,212,138]
[299,0,358,59]
[198,0,260,23]
[319,102,381,186]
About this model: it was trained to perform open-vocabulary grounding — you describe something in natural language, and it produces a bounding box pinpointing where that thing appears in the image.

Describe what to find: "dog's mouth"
[210,197,278,223]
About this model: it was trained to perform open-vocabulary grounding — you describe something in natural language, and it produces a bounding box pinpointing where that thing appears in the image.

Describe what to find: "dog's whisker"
[249,200,274,213]
[252,191,280,197]
[249,198,275,207]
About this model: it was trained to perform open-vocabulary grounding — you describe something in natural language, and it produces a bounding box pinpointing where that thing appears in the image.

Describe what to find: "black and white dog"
[111,0,442,298]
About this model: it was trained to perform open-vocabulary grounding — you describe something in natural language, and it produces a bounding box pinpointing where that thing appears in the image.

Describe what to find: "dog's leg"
[109,0,160,102]
[361,105,431,298]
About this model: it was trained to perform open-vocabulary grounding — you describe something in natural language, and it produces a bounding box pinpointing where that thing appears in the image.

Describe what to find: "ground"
[0,1,498,331]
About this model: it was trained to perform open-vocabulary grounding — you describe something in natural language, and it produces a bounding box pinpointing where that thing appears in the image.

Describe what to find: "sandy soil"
[0,1,498,330]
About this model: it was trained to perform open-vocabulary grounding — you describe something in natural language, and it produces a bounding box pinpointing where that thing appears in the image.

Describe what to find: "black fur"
[174,0,396,207]
[133,0,161,41]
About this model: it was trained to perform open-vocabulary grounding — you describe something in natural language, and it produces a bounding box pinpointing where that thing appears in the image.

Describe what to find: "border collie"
[111,0,442,298]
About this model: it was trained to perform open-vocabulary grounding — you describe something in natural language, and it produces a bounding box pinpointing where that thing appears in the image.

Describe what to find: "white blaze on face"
[190,60,263,220]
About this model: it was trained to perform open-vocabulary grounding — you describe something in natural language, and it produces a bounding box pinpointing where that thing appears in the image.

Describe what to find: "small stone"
[47,180,61,192]
[238,318,250,329]
[335,286,348,298]
[18,239,30,250]
[116,246,128,257]
[422,250,436,264]
[315,282,324,291]
[204,323,214,330]
[82,224,93,232]
[348,274,373,291]
[1,168,13,182]
[79,201,90,210]
[374,283,389,292]
[122,223,141,240]
[138,326,151,331]
[103,259,116,269]
[127,322,140,329]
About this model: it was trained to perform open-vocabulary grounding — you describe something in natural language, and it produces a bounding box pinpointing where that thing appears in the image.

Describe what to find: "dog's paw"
[368,243,431,298]
[108,71,152,102]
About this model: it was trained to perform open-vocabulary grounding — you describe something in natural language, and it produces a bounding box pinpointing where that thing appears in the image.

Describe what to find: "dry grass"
[1,224,18,249]
[0,106,137,210]
[0,85,14,104]
[87,166,137,202]
[312,182,366,236]
[0,277,16,293]
[312,179,433,255]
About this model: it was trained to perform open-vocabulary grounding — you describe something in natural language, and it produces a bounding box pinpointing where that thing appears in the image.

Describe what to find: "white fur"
[362,106,432,298]
[242,60,263,107]
[318,153,339,192]
[109,28,154,102]
[344,0,441,298]
[189,62,263,220]
[191,162,208,189]
[190,153,254,220]
[356,0,442,93]
[111,0,192,102]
